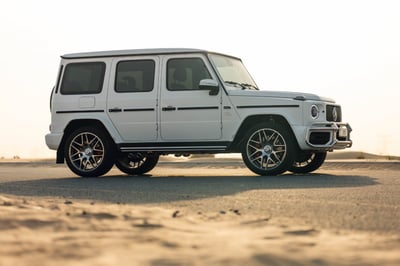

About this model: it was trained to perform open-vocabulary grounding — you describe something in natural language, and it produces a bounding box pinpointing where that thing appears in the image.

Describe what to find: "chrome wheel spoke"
[71,152,81,158]
[87,158,96,169]
[71,142,82,152]
[71,156,82,162]
[249,149,261,159]
[249,139,261,146]
[80,158,85,169]
[265,157,272,168]
[250,153,263,164]
[84,133,90,145]
[269,155,278,165]
[267,132,277,142]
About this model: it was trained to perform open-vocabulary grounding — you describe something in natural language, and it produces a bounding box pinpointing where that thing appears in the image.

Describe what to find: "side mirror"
[199,79,219,96]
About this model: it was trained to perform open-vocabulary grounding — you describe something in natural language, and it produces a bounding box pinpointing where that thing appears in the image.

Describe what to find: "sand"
[1,194,399,266]
[1,156,400,265]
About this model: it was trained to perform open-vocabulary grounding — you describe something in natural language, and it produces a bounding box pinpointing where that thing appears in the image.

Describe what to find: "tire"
[289,152,327,174]
[241,123,296,176]
[115,152,159,175]
[64,127,116,177]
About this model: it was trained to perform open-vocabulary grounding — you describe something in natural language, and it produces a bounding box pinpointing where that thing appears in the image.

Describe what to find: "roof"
[61,48,208,59]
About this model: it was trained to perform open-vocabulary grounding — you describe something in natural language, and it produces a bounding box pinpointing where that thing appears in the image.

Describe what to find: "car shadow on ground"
[0,172,379,204]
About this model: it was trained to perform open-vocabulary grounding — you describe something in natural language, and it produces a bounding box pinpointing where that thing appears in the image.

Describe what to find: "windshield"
[209,53,258,90]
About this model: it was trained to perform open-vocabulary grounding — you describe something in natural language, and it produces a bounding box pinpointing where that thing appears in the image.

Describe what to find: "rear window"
[115,60,155,93]
[60,62,105,95]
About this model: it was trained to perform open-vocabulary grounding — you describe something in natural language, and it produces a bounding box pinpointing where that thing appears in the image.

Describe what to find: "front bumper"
[306,122,352,150]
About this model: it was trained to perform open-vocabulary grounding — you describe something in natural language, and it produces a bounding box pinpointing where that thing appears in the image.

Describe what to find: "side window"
[167,58,211,91]
[60,62,105,95]
[115,60,155,93]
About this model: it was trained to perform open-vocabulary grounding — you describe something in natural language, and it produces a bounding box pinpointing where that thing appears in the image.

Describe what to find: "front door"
[160,55,222,141]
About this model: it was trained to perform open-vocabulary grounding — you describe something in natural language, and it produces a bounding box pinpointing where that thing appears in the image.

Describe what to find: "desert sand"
[0,157,399,265]
[1,194,399,266]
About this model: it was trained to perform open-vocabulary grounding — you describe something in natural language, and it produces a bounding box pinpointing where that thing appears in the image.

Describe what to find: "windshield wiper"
[241,83,259,90]
[225,81,259,90]
[225,81,245,89]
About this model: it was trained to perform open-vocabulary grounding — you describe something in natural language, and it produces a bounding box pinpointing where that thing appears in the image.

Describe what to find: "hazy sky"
[1,0,399,158]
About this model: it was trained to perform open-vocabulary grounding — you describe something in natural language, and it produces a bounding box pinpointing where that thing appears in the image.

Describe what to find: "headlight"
[332,107,338,122]
[311,105,319,119]
[326,105,342,122]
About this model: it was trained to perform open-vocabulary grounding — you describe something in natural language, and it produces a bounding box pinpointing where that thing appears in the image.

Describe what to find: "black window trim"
[60,61,106,95]
[114,59,156,93]
[55,64,64,94]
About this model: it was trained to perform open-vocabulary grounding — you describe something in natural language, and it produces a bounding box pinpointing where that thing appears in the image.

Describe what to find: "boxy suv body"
[45,48,352,177]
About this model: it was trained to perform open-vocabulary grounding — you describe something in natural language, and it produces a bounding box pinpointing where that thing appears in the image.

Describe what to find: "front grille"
[326,105,342,122]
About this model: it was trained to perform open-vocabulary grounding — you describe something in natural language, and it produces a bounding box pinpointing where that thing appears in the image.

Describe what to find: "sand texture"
[0,194,399,266]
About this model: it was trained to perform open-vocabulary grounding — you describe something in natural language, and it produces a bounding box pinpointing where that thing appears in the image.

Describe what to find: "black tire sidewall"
[115,153,159,175]
[241,122,296,176]
[289,152,327,174]
[64,127,115,177]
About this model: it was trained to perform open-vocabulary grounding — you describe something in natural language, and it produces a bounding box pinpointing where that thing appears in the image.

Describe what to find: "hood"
[228,90,336,103]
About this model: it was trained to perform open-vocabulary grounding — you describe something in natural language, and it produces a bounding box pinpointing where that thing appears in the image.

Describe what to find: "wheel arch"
[56,119,116,163]
[229,114,300,152]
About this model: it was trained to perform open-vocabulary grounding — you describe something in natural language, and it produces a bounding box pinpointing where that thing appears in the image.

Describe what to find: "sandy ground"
[1,195,399,266]
[0,158,400,266]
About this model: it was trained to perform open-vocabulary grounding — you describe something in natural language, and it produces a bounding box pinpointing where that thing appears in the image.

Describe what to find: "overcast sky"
[0,0,399,158]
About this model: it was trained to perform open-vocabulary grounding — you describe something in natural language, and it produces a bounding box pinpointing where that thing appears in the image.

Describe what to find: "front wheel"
[64,127,116,177]
[115,152,159,175]
[241,123,296,176]
[289,152,327,174]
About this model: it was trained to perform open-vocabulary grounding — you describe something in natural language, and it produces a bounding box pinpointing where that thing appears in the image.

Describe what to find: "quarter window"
[115,60,155,93]
[167,58,211,91]
[60,62,105,95]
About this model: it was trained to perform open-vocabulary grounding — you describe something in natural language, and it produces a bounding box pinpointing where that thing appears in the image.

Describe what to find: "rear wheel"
[64,127,115,177]
[115,152,159,175]
[241,123,296,176]
[289,152,327,174]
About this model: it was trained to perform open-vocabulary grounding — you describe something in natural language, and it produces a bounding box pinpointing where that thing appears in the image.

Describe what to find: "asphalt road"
[0,158,399,234]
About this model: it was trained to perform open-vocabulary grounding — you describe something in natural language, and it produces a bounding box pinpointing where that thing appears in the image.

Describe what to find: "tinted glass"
[115,60,155,93]
[167,58,211,91]
[60,62,105,94]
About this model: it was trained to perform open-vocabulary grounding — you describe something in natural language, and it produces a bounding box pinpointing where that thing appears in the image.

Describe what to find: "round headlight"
[311,105,319,119]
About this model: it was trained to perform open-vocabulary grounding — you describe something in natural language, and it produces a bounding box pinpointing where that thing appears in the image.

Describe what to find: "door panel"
[107,57,159,142]
[160,55,222,141]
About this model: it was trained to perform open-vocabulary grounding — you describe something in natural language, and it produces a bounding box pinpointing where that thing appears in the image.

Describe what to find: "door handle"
[162,106,176,111]
[109,108,122,113]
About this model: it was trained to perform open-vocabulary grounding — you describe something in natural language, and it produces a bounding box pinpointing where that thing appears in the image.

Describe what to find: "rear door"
[107,56,159,142]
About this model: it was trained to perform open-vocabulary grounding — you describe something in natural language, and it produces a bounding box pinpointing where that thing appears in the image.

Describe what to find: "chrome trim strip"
[124,108,154,112]
[237,105,300,109]
[120,146,227,152]
[56,110,104,114]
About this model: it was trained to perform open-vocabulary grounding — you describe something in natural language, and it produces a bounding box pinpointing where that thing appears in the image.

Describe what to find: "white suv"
[45,48,352,177]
